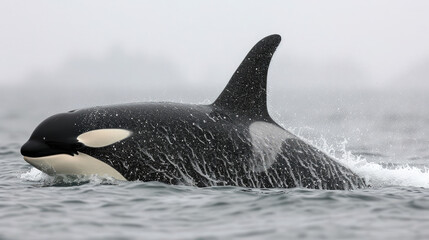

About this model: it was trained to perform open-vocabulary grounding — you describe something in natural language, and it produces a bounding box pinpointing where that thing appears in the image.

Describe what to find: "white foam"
[292,129,429,188]
[20,167,119,185]
[20,167,52,182]
[337,143,429,188]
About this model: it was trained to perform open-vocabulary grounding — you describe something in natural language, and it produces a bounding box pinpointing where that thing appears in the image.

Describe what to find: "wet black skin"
[21,111,83,158]
[21,103,366,189]
[21,35,367,190]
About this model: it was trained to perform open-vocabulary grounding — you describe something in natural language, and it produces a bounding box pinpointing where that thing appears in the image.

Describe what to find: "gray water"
[1,86,429,239]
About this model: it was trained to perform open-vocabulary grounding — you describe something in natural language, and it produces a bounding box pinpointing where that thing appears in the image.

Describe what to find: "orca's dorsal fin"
[212,34,281,121]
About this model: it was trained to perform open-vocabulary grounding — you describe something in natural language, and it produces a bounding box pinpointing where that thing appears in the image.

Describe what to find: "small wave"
[20,167,121,187]
[297,133,429,189]
[350,151,386,158]
[0,143,22,156]
[341,156,429,189]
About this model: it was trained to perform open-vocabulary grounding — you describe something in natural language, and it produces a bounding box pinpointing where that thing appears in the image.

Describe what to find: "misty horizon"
[2,1,429,92]
[5,45,429,91]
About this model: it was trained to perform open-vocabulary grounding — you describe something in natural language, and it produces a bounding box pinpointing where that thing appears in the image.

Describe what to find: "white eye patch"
[77,129,132,148]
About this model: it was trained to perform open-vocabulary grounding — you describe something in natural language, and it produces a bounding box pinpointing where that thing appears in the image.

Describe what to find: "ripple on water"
[2,169,429,240]
[4,140,429,240]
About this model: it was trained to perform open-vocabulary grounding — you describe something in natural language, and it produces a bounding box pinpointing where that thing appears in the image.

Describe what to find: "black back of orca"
[21,35,366,190]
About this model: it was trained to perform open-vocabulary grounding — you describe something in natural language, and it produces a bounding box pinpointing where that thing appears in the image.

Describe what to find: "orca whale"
[21,34,366,190]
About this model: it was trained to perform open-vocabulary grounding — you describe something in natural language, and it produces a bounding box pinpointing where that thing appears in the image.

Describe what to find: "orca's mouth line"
[20,140,81,158]
[23,153,126,181]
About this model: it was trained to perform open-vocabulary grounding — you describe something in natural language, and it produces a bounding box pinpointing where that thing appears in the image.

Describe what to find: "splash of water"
[20,167,119,186]
[20,167,50,182]
[297,131,429,189]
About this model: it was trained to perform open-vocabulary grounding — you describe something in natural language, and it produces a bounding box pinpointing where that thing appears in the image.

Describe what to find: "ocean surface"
[1,86,429,239]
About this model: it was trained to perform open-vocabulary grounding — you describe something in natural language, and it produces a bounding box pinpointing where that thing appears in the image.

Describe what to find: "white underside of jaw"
[23,152,126,181]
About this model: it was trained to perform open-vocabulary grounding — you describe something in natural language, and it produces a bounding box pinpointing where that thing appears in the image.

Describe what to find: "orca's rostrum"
[21,34,366,190]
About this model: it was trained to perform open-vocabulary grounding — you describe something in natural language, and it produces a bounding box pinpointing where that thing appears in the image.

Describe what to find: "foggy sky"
[1,1,429,88]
